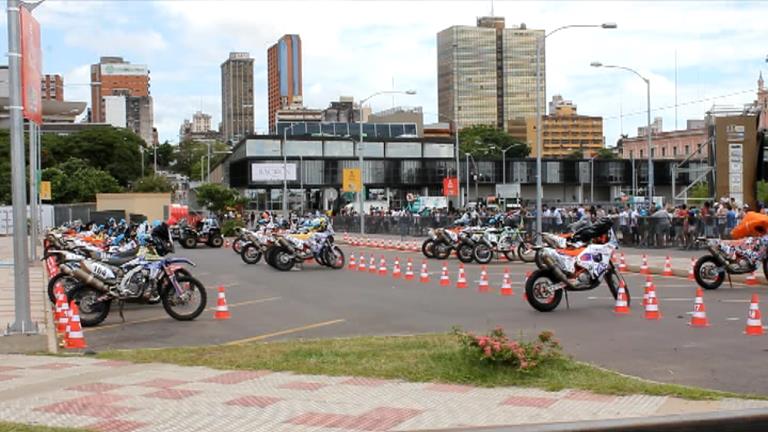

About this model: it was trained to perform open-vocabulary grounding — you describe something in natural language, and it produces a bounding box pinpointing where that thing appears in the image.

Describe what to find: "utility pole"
[6,0,35,334]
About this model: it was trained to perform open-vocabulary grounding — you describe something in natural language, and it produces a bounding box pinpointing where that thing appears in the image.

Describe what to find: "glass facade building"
[276,122,418,139]
[437,17,544,129]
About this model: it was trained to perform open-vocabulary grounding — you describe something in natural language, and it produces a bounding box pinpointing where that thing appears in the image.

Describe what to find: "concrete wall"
[96,192,171,222]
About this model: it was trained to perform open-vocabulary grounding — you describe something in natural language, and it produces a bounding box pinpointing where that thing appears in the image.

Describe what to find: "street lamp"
[488,144,516,185]
[357,89,416,234]
[282,124,297,219]
[534,23,616,243]
[438,113,461,208]
[590,61,652,207]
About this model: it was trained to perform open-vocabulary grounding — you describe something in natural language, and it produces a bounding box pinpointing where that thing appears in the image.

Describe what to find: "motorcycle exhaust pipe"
[60,264,109,292]
[542,255,576,290]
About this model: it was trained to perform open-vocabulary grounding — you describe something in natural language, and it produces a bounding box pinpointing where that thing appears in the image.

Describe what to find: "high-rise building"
[526,95,603,158]
[221,52,255,143]
[267,34,303,132]
[191,110,212,133]
[437,17,544,130]
[758,72,768,130]
[90,56,150,125]
[41,74,63,101]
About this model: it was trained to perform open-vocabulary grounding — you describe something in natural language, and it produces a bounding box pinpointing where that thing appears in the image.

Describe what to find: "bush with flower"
[454,327,561,372]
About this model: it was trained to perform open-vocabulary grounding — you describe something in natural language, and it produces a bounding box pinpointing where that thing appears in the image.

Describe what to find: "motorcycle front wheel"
[694,255,725,290]
[47,272,82,304]
[241,244,263,265]
[264,246,279,268]
[433,242,452,260]
[422,239,436,258]
[524,269,563,312]
[323,246,345,269]
[604,267,629,305]
[457,243,475,263]
[273,247,296,271]
[473,243,494,264]
[69,286,111,327]
[232,237,244,254]
[162,275,207,321]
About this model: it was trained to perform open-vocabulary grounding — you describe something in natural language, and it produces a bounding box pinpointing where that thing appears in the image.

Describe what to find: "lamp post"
[438,113,461,208]
[534,23,616,243]
[357,89,416,234]
[590,61,652,207]
[488,144,516,185]
[589,155,597,202]
[200,155,206,182]
[282,124,297,219]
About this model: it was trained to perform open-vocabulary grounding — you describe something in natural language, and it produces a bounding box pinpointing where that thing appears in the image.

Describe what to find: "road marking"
[719,299,751,303]
[726,317,741,321]
[84,296,282,332]
[224,319,346,346]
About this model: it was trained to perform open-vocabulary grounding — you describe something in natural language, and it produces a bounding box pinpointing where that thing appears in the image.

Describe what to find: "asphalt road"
[81,242,768,396]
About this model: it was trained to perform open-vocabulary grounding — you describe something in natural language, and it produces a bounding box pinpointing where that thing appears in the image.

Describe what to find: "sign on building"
[100,63,149,76]
[342,168,362,192]
[250,163,296,182]
[495,183,521,199]
[442,177,458,197]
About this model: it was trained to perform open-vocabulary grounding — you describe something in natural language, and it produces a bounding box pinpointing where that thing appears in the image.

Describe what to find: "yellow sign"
[342,168,362,192]
[39,181,51,200]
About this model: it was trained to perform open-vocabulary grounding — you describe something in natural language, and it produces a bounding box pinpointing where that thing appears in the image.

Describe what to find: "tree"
[458,125,530,158]
[133,175,174,193]
[156,141,175,169]
[565,149,584,159]
[172,139,229,180]
[595,148,617,159]
[194,183,241,217]
[41,158,122,203]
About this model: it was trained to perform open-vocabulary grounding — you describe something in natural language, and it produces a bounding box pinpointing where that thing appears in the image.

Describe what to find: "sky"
[1,0,766,146]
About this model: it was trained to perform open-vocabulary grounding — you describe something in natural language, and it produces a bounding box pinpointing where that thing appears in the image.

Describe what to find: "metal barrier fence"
[52,203,97,227]
[331,215,740,249]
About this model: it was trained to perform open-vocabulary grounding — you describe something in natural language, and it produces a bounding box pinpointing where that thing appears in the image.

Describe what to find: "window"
[661,147,666,157]
[423,143,454,158]
[323,141,354,157]
[629,150,633,159]
[651,148,655,157]
[360,141,384,157]
[685,145,690,155]
[285,140,322,156]
[246,139,281,157]
[386,142,421,158]
[640,149,643,158]
[673,147,677,157]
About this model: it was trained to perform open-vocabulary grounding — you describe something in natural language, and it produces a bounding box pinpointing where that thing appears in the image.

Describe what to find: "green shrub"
[221,219,244,237]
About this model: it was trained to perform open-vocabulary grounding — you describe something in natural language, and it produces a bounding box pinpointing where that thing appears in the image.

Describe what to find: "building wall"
[191,111,211,133]
[368,108,424,136]
[96,192,171,222]
[90,58,150,124]
[526,113,603,158]
[268,35,302,133]
[125,96,154,146]
[221,52,254,143]
[103,95,126,128]
[502,27,544,122]
[41,74,63,101]
[620,129,707,160]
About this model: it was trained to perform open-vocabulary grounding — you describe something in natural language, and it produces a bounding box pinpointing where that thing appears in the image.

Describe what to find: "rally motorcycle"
[56,224,206,327]
[269,229,345,271]
[240,228,277,265]
[525,217,627,312]
[694,236,768,290]
[231,227,247,255]
[473,226,536,265]
[423,226,487,263]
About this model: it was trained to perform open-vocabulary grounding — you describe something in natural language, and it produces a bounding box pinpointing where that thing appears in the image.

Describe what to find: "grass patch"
[98,334,758,401]
[0,423,87,432]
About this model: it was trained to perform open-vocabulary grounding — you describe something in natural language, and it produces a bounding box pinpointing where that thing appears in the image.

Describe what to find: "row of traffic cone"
[348,253,516,296]
[344,235,421,253]
[614,274,764,335]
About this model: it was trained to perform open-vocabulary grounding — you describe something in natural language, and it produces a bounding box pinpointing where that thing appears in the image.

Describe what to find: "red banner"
[20,7,42,124]
[442,177,459,197]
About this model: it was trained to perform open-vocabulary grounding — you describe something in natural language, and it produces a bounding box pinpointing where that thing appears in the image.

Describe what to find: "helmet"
[151,222,174,256]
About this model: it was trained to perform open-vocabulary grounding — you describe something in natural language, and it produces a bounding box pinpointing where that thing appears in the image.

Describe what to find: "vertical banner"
[442,177,459,197]
[20,7,42,124]
[342,168,362,192]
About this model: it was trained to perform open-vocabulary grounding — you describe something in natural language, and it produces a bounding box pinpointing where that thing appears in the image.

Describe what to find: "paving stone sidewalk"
[1,355,767,432]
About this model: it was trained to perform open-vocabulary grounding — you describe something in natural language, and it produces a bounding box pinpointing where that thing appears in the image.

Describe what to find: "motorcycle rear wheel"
[517,242,536,263]
[433,242,452,260]
[422,239,436,259]
[273,247,296,271]
[457,244,474,263]
[524,269,563,312]
[694,255,725,290]
[162,275,207,321]
[47,273,82,304]
[473,243,494,264]
[233,237,244,254]
[69,286,111,327]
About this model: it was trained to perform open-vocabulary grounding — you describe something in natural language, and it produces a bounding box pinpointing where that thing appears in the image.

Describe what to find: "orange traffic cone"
[456,264,467,289]
[639,254,649,274]
[619,253,627,272]
[689,288,710,327]
[357,253,367,271]
[55,290,69,335]
[348,253,356,270]
[368,254,377,274]
[687,258,695,281]
[439,263,450,286]
[614,280,630,315]
[387,240,394,250]
[392,258,401,279]
[477,266,490,293]
[745,271,758,286]
[64,301,87,349]
[419,260,430,283]
[643,276,654,307]
[662,256,673,276]
[214,285,231,320]
[404,259,415,281]
[500,268,513,296]
[378,256,388,276]
[225,239,231,248]
[744,294,764,336]
[644,285,661,320]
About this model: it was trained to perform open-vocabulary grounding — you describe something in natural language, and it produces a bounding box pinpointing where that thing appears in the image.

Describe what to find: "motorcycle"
[240,228,275,265]
[423,226,486,263]
[525,217,627,312]
[472,226,536,265]
[694,236,768,290]
[269,229,345,271]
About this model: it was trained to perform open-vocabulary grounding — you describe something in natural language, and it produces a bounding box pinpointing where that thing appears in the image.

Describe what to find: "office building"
[369,106,424,136]
[41,74,63,101]
[0,67,85,127]
[125,96,154,147]
[267,34,302,132]
[90,57,150,124]
[191,110,212,133]
[758,72,768,130]
[437,17,544,130]
[221,52,255,143]
[526,95,603,158]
